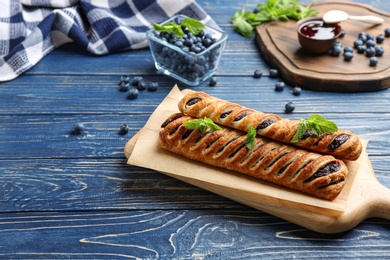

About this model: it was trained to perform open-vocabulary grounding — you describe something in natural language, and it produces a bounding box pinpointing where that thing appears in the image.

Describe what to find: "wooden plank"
[0,156,388,212]
[0,210,389,259]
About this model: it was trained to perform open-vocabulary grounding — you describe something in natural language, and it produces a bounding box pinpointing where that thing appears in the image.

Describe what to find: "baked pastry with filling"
[178,91,362,161]
[159,113,348,200]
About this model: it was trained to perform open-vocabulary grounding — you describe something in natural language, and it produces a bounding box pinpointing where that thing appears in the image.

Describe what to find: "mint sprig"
[183,117,222,133]
[244,126,257,150]
[153,17,205,38]
[291,114,338,143]
[231,0,318,37]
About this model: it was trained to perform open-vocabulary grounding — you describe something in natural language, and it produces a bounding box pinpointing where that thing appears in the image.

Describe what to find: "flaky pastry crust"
[178,91,362,161]
[159,113,349,200]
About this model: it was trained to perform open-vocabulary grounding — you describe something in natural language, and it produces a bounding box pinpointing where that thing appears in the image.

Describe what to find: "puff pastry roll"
[159,113,349,200]
[178,91,362,161]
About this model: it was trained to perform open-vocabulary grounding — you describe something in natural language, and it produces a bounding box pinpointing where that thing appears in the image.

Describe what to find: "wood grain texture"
[256,1,390,92]
[0,0,389,258]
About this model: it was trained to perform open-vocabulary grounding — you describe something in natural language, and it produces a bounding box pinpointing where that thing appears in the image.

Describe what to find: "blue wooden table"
[1,0,390,258]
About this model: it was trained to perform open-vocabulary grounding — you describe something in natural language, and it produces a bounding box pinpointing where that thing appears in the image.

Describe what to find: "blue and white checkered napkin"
[0,0,218,82]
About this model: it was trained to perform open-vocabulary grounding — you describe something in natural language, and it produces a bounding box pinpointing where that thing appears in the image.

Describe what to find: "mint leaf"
[291,114,338,143]
[231,9,253,38]
[181,17,205,35]
[244,126,257,150]
[183,117,222,133]
[153,22,184,38]
[232,0,318,37]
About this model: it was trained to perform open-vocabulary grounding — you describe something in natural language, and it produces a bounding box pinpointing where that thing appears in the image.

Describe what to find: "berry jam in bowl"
[296,17,342,54]
[146,15,227,86]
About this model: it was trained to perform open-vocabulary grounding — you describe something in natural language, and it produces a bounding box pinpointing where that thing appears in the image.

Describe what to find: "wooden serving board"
[124,133,390,233]
[255,1,390,92]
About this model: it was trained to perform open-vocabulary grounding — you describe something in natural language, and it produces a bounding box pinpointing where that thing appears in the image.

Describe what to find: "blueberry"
[358,32,366,38]
[353,39,363,48]
[127,87,139,99]
[73,123,84,135]
[365,47,375,57]
[344,46,353,53]
[285,102,295,113]
[292,86,301,96]
[343,52,353,61]
[209,77,217,86]
[274,81,285,91]
[329,45,342,56]
[269,69,279,78]
[253,69,263,78]
[119,81,130,92]
[375,46,384,56]
[385,28,390,37]
[366,33,375,40]
[359,34,368,43]
[369,57,378,66]
[366,39,376,48]
[334,41,342,47]
[357,45,366,54]
[131,76,143,86]
[339,29,346,38]
[121,75,130,83]
[376,34,385,43]
[119,124,128,135]
[147,82,159,92]
[137,81,147,91]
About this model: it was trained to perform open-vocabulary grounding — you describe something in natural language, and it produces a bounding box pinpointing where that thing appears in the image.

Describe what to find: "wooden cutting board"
[255,1,390,92]
[124,130,390,234]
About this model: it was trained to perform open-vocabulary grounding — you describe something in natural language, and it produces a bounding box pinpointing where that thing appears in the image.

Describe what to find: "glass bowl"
[146,15,228,86]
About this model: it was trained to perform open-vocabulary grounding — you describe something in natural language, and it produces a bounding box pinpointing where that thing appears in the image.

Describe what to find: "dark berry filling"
[181,130,193,140]
[305,161,341,182]
[302,129,314,140]
[161,118,175,128]
[328,134,350,150]
[186,97,202,106]
[220,110,233,119]
[256,119,276,131]
[169,126,179,135]
[234,112,248,122]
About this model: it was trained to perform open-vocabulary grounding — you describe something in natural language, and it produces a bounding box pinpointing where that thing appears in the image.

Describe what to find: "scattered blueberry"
[343,52,353,61]
[292,86,301,96]
[334,41,342,47]
[137,81,147,91]
[285,102,295,113]
[131,76,143,86]
[365,47,375,57]
[366,33,375,40]
[376,34,385,43]
[339,29,346,38]
[253,69,263,78]
[385,28,390,37]
[147,82,159,92]
[73,123,84,135]
[269,69,279,78]
[366,39,376,48]
[353,39,363,48]
[375,46,384,56]
[121,75,130,83]
[209,77,217,86]
[369,57,378,66]
[274,81,285,91]
[119,81,130,92]
[127,87,139,99]
[329,45,342,56]
[356,45,366,54]
[119,124,129,135]
[359,32,367,42]
[344,46,353,53]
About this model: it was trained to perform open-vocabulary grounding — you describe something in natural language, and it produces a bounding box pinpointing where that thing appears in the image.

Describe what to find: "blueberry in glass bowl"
[146,15,228,86]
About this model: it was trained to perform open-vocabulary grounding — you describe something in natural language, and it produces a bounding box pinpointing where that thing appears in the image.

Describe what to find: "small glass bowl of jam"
[296,17,342,54]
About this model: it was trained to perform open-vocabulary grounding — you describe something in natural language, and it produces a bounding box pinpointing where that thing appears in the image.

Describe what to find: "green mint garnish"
[231,0,318,37]
[153,17,205,38]
[244,126,257,150]
[183,117,222,133]
[291,114,338,143]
